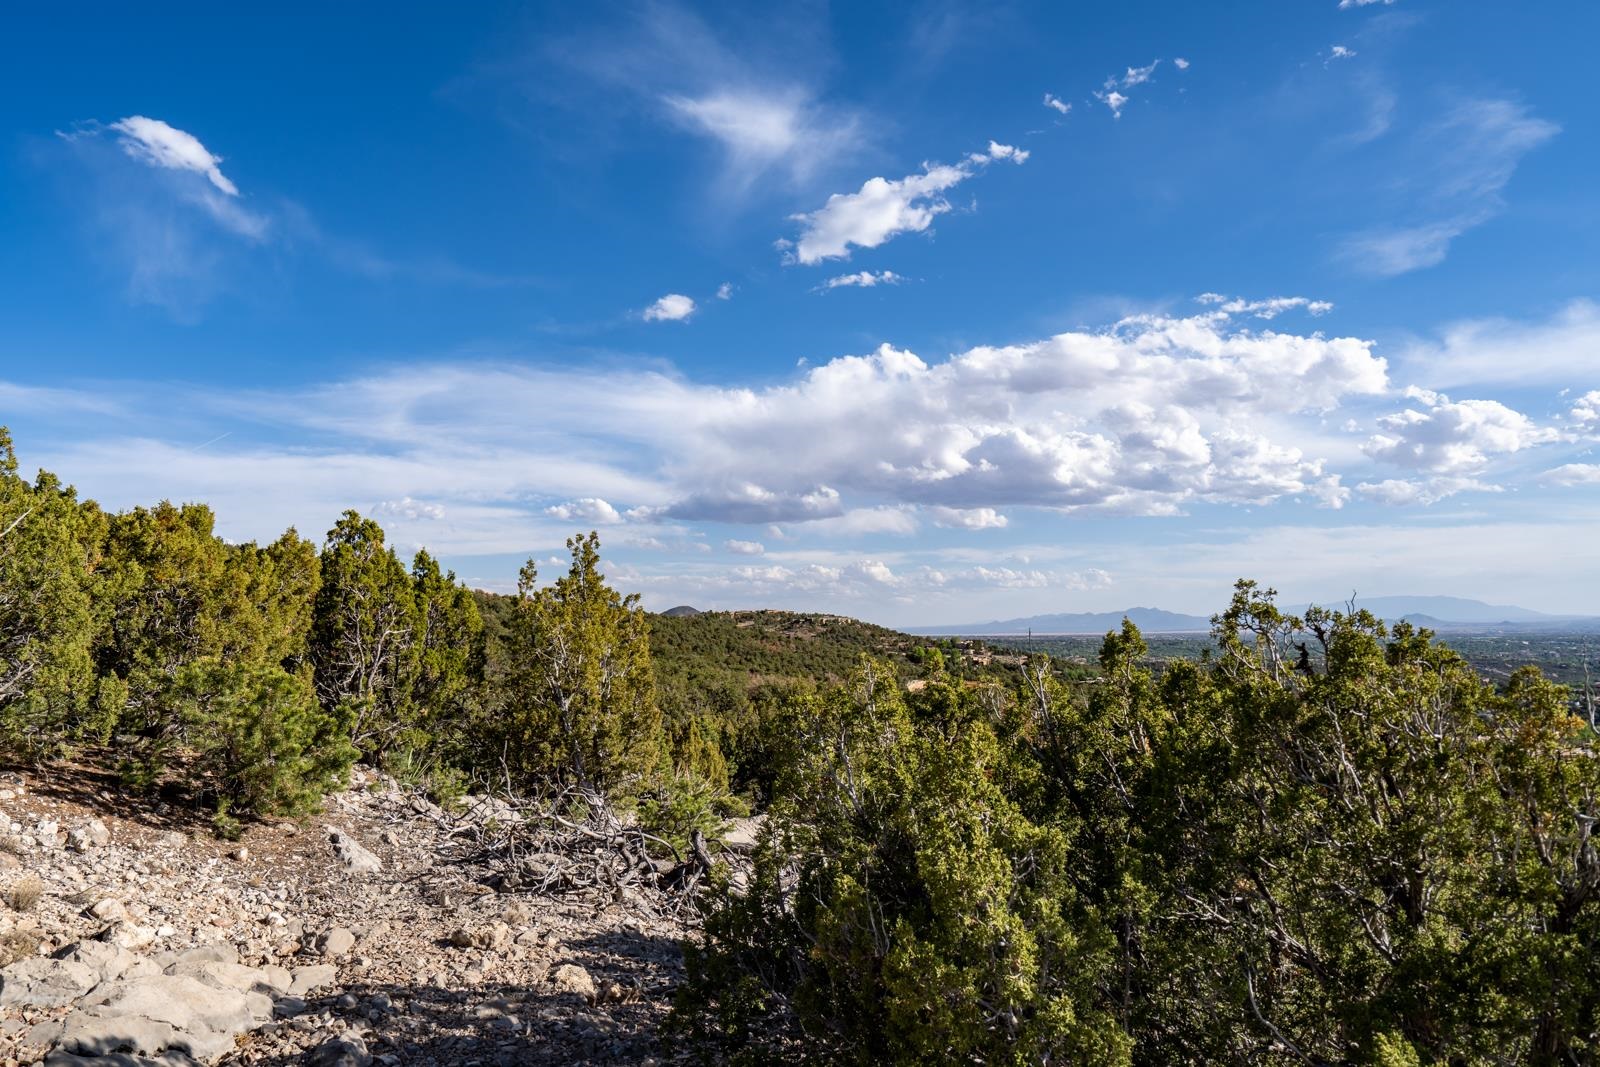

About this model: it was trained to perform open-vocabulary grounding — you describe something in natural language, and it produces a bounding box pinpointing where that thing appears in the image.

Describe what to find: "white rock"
[66,819,110,852]
[551,962,596,1000]
[88,898,127,923]
[326,829,381,874]
[288,963,338,996]
[316,926,357,957]
[0,957,101,1008]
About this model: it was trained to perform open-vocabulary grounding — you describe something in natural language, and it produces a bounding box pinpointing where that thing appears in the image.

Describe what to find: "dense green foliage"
[677,583,1600,1064]
[0,430,674,829]
[0,429,102,750]
[495,533,661,795]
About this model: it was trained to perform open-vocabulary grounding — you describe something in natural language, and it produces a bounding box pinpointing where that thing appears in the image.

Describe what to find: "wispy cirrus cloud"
[534,2,864,196]
[52,115,269,316]
[1339,98,1558,275]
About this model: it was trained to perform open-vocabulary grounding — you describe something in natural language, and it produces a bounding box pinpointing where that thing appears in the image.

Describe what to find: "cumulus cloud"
[1329,45,1357,61]
[1340,98,1558,276]
[1540,464,1600,486]
[723,538,765,555]
[666,485,844,524]
[545,497,624,524]
[929,506,1009,529]
[1568,390,1600,434]
[34,298,1596,580]
[1362,397,1555,473]
[818,270,904,290]
[373,497,445,521]
[1096,90,1129,119]
[786,140,1028,264]
[1043,93,1071,115]
[973,141,1029,164]
[1355,477,1500,506]
[1174,58,1190,70]
[715,282,733,300]
[642,293,696,322]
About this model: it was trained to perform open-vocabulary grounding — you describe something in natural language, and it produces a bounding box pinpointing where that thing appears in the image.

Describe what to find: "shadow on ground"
[224,926,692,1065]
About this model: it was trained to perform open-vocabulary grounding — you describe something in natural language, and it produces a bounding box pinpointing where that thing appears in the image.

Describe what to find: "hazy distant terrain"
[920,595,1600,636]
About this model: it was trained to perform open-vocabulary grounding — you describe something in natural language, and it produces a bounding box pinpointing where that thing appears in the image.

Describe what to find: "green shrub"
[169,659,354,823]
[675,661,1130,1066]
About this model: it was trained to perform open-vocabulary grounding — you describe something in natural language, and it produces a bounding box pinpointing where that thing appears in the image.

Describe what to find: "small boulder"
[550,962,595,1000]
[315,926,357,958]
[446,921,510,951]
[307,1033,372,1067]
[95,921,157,951]
[287,963,337,996]
[722,814,766,854]
[326,829,381,875]
[66,819,111,852]
[88,898,127,923]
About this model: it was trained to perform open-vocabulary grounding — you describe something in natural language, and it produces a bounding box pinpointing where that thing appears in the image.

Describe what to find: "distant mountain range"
[918,607,1211,636]
[917,596,1600,636]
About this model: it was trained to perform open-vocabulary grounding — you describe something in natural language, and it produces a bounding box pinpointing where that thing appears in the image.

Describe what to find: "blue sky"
[2,1,1598,625]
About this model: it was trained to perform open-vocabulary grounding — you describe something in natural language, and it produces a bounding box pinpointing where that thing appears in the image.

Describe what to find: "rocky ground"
[0,764,739,1066]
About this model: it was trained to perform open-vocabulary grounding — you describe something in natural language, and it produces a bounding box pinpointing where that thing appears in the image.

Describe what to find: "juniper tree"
[0,428,100,753]
[405,548,486,768]
[309,510,419,755]
[501,532,661,796]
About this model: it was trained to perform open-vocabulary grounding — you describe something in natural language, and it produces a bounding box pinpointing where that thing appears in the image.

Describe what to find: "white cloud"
[715,282,733,300]
[664,89,860,189]
[1195,293,1334,319]
[35,298,1599,583]
[642,293,696,322]
[1362,398,1556,473]
[1120,60,1160,87]
[666,484,843,524]
[724,538,765,555]
[1338,0,1395,7]
[975,141,1029,164]
[1540,464,1600,486]
[1329,45,1357,60]
[546,497,624,524]
[930,506,1009,530]
[373,497,445,521]
[110,116,239,197]
[1340,98,1558,276]
[1043,93,1071,115]
[1407,301,1600,387]
[787,139,1028,264]
[1096,90,1129,119]
[1355,477,1500,506]
[1174,58,1190,70]
[549,5,863,195]
[1567,390,1600,434]
[818,270,904,290]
